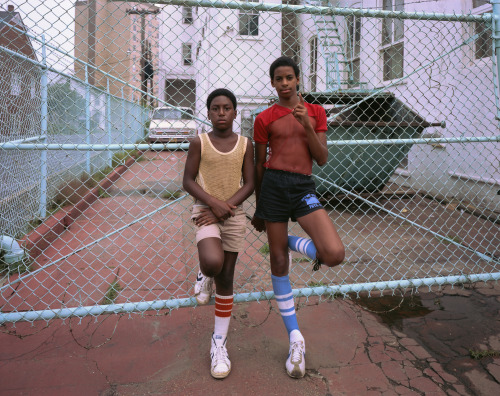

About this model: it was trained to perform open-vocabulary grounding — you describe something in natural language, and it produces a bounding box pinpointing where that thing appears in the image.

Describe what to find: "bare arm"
[251,142,267,232]
[182,136,236,220]
[226,138,255,207]
[293,93,328,166]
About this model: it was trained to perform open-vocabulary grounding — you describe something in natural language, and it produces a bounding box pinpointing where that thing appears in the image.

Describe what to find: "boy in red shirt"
[252,57,345,378]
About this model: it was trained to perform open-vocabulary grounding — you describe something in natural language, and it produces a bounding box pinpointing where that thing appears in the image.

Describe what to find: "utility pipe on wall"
[0,236,25,265]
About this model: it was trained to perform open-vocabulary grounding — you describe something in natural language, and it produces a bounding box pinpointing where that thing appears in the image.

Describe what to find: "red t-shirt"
[253,102,327,175]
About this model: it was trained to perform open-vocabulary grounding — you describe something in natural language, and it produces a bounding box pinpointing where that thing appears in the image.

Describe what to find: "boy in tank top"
[183,88,254,379]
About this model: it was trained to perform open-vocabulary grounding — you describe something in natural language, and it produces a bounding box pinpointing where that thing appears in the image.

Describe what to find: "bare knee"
[270,252,290,276]
[318,245,345,267]
[200,256,224,277]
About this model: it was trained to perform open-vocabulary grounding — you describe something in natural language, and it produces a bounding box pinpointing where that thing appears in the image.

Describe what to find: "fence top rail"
[127,0,492,23]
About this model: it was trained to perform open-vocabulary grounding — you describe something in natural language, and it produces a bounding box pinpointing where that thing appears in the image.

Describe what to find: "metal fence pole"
[121,87,126,146]
[106,79,112,168]
[491,0,500,122]
[85,65,91,174]
[39,35,48,218]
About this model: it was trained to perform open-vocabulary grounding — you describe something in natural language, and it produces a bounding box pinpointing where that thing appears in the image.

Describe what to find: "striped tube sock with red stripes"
[214,294,233,338]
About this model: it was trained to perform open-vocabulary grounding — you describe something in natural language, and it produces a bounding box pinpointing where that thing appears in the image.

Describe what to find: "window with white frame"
[239,0,259,36]
[472,0,492,60]
[182,43,193,66]
[11,73,21,96]
[182,6,193,24]
[346,13,361,85]
[240,110,254,138]
[381,0,404,81]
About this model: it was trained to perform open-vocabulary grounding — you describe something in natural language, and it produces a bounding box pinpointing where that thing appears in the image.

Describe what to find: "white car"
[148,107,197,144]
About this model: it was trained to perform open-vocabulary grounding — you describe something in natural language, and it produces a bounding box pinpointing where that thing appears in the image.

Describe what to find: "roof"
[0,10,25,31]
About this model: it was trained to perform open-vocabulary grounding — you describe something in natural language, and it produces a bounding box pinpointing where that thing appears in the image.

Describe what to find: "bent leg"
[297,209,345,267]
[198,237,225,277]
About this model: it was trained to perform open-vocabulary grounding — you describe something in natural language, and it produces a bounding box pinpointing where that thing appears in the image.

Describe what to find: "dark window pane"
[473,0,489,8]
[475,21,492,59]
[383,43,404,81]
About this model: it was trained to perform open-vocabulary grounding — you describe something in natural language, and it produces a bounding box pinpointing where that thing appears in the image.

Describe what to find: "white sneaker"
[194,270,213,305]
[286,340,306,378]
[210,334,231,379]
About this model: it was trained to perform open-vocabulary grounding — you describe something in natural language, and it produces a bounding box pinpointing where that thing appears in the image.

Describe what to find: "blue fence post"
[492,1,500,122]
[39,35,48,218]
[121,87,126,146]
[106,79,112,168]
[85,65,91,174]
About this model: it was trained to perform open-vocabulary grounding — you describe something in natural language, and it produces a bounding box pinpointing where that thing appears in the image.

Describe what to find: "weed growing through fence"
[102,280,122,305]
[307,281,328,287]
[469,349,500,360]
[436,235,462,244]
[161,190,183,200]
[98,187,111,198]
[259,243,270,255]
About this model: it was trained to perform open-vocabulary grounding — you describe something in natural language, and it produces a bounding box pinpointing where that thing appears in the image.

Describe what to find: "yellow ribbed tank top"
[196,133,248,202]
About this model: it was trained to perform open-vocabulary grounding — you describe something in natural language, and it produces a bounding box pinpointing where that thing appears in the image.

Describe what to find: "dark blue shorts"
[255,169,324,222]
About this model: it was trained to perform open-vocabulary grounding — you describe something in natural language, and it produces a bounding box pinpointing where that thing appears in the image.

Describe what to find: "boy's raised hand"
[292,93,311,128]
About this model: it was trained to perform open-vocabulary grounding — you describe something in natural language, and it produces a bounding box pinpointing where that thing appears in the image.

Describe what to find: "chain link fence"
[0,0,499,324]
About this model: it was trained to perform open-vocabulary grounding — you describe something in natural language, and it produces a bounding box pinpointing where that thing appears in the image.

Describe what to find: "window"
[11,73,21,96]
[239,0,259,36]
[310,36,318,92]
[240,110,253,138]
[182,43,193,66]
[182,7,193,24]
[472,1,492,59]
[381,0,404,81]
[346,14,361,85]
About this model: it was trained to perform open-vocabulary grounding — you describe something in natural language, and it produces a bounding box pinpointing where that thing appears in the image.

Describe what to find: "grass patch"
[307,281,328,287]
[259,243,270,256]
[102,280,122,305]
[98,187,111,198]
[469,349,500,360]
[293,257,312,263]
[161,190,183,200]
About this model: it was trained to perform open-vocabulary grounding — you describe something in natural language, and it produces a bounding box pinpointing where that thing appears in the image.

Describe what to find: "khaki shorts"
[191,205,246,253]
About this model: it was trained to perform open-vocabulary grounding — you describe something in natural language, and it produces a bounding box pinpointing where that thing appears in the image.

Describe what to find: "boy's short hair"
[269,56,300,80]
[206,88,237,110]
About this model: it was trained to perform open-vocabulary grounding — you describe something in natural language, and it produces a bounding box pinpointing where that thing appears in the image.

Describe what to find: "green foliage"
[102,280,122,305]
[436,235,462,245]
[161,190,183,200]
[259,243,270,255]
[469,349,500,360]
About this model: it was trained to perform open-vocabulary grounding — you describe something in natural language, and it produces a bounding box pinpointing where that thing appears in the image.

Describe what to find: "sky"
[1,0,75,71]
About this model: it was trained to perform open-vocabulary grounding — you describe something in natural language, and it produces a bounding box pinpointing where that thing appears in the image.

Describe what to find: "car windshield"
[152,108,193,120]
